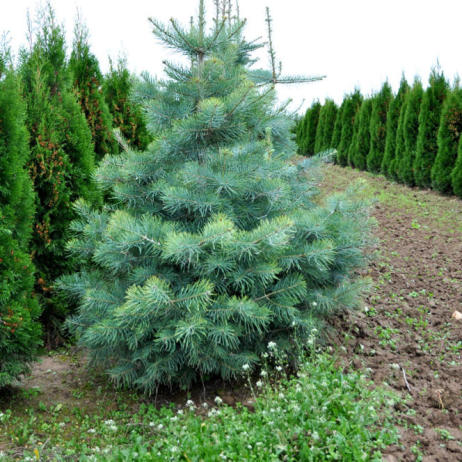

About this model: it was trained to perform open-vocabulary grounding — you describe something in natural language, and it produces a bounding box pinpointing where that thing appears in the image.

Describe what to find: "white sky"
[2,0,462,113]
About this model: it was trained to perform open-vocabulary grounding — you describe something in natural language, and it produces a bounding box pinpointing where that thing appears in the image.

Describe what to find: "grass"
[0,349,400,461]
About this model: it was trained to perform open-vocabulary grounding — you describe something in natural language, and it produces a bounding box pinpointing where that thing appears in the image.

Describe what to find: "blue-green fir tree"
[59,1,371,392]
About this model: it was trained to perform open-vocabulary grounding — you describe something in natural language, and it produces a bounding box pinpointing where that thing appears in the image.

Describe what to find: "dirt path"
[324,165,462,461]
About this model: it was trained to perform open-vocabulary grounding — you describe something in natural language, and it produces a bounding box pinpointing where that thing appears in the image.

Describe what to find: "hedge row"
[296,70,462,197]
[0,6,150,386]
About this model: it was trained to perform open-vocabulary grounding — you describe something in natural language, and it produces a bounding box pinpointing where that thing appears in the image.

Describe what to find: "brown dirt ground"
[324,165,462,461]
[2,163,461,460]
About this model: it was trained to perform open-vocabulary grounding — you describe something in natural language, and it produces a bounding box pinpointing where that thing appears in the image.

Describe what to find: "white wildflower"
[214,396,223,405]
[276,366,283,372]
[157,424,164,430]
[149,422,155,427]
[88,428,96,434]
[312,301,317,307]
[242,363,250,371]
[109,425,118,431]
[202,402,209,409]
[256,380,263,388]
[267,341,277,350]
[104,419,115,426]
[260,370,267,377]
[177,409,184,415]
[186,399,195,407]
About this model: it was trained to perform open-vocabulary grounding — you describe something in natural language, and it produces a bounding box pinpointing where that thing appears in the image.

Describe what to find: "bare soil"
[2,164,461,461]
[324,165,462,461]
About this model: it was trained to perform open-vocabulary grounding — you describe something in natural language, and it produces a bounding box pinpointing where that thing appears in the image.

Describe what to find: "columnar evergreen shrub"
[381,77,409,176]
[397,79,423,185]
[60,3,372,392]
[300,102,321,156]
[390,93,409,180]
[330,99,345,150]
[367,82,392,172]
[349,98,373,170]
[104,58,150,151]
[431,85,462,194]
[70,20,118,161]
[20,7,100,342]
[295,108,309,154]
[413,70,448,188]
[0,54,41,386]
[337,90,362,166]
[452,139,462,197]
[314,99,337,153]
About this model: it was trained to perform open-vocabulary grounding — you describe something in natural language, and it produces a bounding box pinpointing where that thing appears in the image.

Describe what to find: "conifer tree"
[300,101,321,156]
[314,99,337,153]
[414,70,448,188]
[104,57,150,151]
[337,90,362,166]
[330,99,345,150]
[397,79,423,185]
[20,6,100,343]
[70,19,118,161]
[295,108,309,154]
[381,77,409,176]
[59,2,370,392]
[452,138,462,197]
[431,85,462,194]
[0,50,41,386]
[367,82,392,172]
[391,95,408,180]
[348,98,373,170]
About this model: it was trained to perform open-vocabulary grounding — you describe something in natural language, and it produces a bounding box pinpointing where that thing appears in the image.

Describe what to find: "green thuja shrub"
[397,79,423,185]
[300,101,321,156]
[349,98,373,170]
[314,99,337,153]
[295,108,309,154]
[70,20,118,161]
[20,6,100,344]
[381,77,409,176]
[452,137,462,197]
[367,82,392,173]
[390,92,409,180]
[431,85,462,194]
[330,99,345,151]
[104,57,150,151]
[337,90,362,166]
[0,52,41,386]
[59,2,372,392]
[413,70,448,188]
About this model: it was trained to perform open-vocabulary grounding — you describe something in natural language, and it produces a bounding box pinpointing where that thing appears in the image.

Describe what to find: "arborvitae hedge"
[367,82,392,172]
[0,56,41,387]
[414,71,448,188]
[337,90,362,166]
[381,77,409,176]
[298,101,321,156]
[431,85,462,194]
[331,99,345,150]
[104,58,150,151]
[70,21,118,161]
[397,79,423,185]
[314,99,337,153]
[19,7,100,343]
[452,139,462,197]
[390,92,409,180]
[349,98,373,170]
